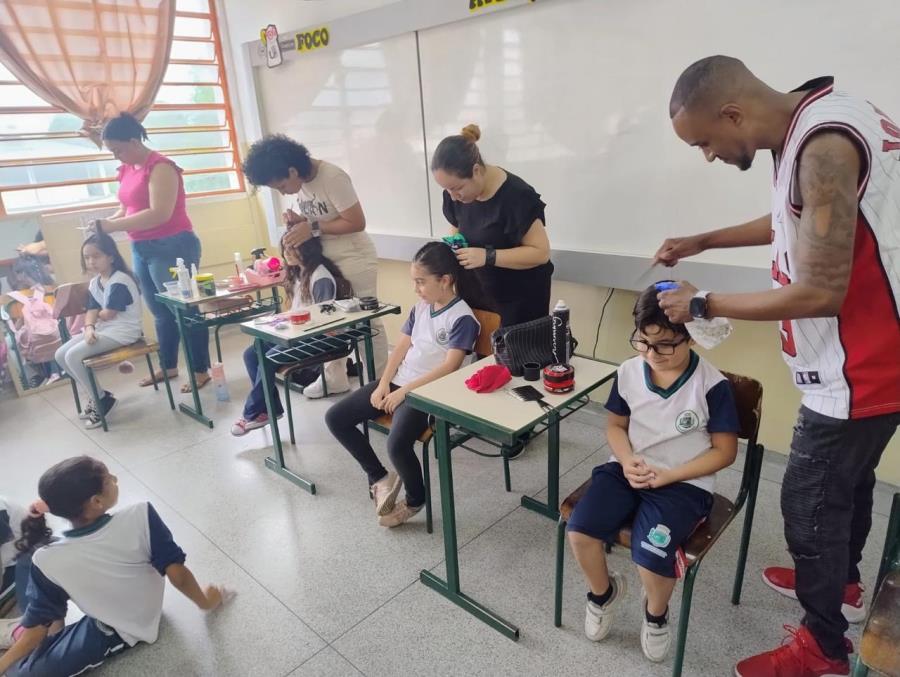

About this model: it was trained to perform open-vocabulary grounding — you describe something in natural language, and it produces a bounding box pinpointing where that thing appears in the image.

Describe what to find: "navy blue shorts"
[7,616,129,677]
[567,462,713,578]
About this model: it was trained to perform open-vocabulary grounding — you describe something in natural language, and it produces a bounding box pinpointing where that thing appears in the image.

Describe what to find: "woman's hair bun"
[460,124,481,143]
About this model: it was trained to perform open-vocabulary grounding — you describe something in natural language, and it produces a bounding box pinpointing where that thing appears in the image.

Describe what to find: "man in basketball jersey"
[653,56,900,677]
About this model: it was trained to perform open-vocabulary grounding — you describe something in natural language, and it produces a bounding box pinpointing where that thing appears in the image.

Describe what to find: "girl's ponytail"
[15,500,52,555]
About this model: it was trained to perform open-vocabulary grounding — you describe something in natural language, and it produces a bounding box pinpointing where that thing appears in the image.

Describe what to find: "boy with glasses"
[566,282,740,663]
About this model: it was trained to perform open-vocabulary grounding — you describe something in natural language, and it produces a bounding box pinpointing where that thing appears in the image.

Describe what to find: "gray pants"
[54,334,126,398]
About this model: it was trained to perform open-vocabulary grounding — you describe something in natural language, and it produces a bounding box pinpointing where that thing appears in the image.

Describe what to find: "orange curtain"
[0,0,176,147]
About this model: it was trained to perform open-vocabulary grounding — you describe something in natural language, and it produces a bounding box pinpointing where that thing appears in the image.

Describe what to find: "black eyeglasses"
[629,332,687,356]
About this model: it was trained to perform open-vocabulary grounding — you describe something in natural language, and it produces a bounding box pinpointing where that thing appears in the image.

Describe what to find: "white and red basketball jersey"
[771,76,900,420]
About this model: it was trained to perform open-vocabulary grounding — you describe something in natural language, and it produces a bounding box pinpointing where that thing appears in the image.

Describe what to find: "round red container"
[290,310,311,325]
[542,363,575,394]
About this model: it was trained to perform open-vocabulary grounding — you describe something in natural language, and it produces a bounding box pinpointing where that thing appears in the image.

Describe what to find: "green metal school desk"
[406,354,617,640]
[240,302,401,494]
[155,281,282,428]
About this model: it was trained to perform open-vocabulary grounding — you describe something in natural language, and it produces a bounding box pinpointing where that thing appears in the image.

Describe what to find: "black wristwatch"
[689,291,711,319]
[485,246,496,267]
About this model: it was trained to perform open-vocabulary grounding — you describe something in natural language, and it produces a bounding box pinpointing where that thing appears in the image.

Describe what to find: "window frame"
[0,0,244,217]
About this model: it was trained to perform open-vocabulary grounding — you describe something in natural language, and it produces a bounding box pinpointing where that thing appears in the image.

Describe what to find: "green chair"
[553,371,765,677]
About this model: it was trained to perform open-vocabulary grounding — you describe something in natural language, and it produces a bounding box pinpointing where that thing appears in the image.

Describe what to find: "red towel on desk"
[465,365,511,393]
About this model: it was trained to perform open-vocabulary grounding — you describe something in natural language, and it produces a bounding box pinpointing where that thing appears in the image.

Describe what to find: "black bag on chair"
[490,315,577,377]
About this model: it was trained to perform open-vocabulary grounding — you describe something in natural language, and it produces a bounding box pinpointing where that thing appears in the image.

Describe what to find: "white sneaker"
[584,572,627,642]
[371,471,402,516]
[303,360,351,399]
[0,616,22,650]
[78,399,95,420]
[641,602,671,662]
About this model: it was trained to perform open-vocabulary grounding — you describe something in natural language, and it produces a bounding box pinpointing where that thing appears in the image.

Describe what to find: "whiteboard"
[418,0,900,268]
[255,32,431,238]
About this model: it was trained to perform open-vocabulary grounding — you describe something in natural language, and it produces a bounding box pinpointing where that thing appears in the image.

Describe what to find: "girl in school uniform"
[0,456,229,677]
[231,237,352,436]
[54,231,143,429]
[325,242,480,528]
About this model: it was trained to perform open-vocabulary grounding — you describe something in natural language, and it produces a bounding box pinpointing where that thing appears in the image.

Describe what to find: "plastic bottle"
[233,252,245,283]
[654,282,733,349]
[175,258,191,299]
[551,299,571,365]
[189,263,200,298]
[211,362,230,402]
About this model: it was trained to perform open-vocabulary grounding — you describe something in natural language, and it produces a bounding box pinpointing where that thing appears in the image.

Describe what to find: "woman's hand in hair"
[455,247,486,269]
[283,219,313,250]
[282,208,307,228]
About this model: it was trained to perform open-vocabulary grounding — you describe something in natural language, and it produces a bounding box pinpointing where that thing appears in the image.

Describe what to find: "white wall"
[217,0,401,149]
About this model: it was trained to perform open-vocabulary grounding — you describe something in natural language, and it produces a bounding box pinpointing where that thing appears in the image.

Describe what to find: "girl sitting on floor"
[0,456,230,677]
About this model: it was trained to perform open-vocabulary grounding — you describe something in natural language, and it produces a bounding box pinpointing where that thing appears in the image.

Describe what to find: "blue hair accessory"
[654,282,679,292]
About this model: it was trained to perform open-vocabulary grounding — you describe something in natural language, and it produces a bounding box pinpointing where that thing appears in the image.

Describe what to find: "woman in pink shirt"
[94,113,211,391]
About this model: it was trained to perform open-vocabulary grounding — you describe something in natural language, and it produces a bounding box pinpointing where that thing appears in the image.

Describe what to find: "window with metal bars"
[0,0,243,216]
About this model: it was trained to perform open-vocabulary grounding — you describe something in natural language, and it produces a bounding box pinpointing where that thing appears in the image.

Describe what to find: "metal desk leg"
[520,410,561,520]
[258,338,316,494]
[419,418,519,640]
[174,306,212,428]
[362,319,376,382]
[272,286,282,313]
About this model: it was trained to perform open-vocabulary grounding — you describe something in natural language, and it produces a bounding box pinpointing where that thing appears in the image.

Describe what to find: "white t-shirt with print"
[293,160,375,260]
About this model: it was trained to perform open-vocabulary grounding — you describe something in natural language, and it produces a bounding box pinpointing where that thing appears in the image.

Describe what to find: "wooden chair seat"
[374,413,433,444]
[561,478,737,566]
[82,339,160,369]
[860,569,900,677]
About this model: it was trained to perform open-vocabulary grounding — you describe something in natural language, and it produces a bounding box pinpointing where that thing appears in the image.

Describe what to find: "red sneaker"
[734,626,850,677]
[762,567,866,623]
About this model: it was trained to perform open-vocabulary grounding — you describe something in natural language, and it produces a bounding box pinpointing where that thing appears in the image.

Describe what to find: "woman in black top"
[432,124,553,327]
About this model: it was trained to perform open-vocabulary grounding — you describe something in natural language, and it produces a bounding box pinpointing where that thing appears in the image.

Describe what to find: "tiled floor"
[1,327,896,676]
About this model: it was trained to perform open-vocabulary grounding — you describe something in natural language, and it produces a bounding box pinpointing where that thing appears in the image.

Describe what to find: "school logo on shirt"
[436,328,450,345]
[675,410,699,434]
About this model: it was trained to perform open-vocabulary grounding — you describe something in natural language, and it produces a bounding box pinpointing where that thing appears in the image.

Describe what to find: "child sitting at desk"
[566,283,739,663]
[325,242,479,528]
[231,237,351,436]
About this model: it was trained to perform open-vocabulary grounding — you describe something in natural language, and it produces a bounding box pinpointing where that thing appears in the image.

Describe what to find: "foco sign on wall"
[295,26,330,53]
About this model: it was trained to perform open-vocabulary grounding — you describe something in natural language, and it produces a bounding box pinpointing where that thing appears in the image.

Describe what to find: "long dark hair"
[633,281,689,339]
[81,230,138,287]
[16,456,107,554]
[101,112,149,142]
[412,241,481,305]
[431,124,484,179]
[242,134,314,186]
[281,236,349,305]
